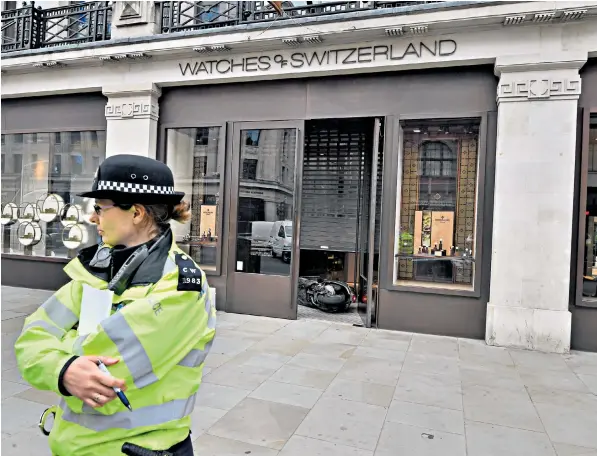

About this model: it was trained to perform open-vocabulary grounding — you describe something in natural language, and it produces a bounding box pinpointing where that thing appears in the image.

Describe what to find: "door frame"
[365,117,383,327]
[382,111,490,297]
[226,120,304,319]
[159,121,228,277]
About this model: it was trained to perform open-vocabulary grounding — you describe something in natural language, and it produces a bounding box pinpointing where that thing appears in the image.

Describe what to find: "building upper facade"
[1,1,597,99]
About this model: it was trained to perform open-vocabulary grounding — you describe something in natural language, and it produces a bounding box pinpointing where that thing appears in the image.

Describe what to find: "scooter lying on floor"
[297,276,356,313]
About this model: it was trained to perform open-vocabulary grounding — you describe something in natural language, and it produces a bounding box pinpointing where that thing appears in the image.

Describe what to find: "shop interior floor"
[297,303,363,326]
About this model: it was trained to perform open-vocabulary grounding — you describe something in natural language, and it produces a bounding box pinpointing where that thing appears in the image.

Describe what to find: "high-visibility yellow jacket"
[14,230,216,456]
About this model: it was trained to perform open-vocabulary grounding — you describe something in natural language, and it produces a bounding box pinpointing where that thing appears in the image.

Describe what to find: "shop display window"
[394,119,480,290]
[0,131,106,258]
[166,127,222,273]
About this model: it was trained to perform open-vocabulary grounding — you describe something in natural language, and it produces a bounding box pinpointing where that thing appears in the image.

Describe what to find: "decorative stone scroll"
[105,101,159,120]
[497,77,581,102]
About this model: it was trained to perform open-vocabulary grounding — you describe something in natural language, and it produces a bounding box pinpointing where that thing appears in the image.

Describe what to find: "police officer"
[15,155,216,455]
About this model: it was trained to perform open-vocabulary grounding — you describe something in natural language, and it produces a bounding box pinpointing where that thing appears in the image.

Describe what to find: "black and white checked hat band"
[97,180,175,195]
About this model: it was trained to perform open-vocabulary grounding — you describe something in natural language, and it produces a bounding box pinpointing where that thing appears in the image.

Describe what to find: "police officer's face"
[90,199,136,246]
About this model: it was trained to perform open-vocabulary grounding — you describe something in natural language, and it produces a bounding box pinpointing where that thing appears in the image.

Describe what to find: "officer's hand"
[63,356,127,408]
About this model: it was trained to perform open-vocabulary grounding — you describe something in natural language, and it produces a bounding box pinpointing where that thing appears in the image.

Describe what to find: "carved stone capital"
[104,83,160,121]
[497,77,581,103]
[105,101,159,120]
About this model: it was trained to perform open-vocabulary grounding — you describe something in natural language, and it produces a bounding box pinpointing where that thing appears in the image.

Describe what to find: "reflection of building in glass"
[238,128,295,237]
[167,127,221,270]
[232,128,297,277]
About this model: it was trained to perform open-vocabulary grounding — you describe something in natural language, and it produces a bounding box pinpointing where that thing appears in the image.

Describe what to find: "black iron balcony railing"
[159,1,444,34]
[1,1,446,53]
[40,1,112,49]
[0,2,42,52]
[1,1,112,53]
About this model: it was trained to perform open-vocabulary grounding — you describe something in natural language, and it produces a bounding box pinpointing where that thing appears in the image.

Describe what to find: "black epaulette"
[174,253,203,292]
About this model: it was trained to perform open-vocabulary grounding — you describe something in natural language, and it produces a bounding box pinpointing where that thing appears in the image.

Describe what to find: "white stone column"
[486,53,586,354]
[103,83,161,159]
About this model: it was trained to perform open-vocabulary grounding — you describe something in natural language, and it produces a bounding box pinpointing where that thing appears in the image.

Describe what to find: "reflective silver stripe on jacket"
[73,334,87,356]
[22,320,65,339]
[41,295,78,329]
[178,339,213,368]
[162,257,177,277]
[59,394,196,431]
[202,278,216,330]
[101,312,159,389]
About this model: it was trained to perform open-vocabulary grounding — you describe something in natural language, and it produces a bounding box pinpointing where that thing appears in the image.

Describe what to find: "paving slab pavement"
[2,285,597,456]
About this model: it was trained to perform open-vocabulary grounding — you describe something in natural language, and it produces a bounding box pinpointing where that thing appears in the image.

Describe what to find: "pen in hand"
[96,360,133,412]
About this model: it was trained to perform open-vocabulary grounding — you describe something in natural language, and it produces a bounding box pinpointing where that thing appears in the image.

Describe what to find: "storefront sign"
[199,205,217,239]
[179,39,457,77]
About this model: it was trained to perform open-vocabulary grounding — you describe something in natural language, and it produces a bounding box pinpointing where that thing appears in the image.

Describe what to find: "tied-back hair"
[142,201,192,234]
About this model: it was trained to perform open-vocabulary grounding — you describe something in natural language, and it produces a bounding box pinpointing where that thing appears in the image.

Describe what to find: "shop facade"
[574,60,597,351]
[2,1,597,352]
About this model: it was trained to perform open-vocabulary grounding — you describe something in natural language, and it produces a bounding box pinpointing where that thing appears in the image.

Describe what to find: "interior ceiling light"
[561,9,587,21]
[385,27,404,36]
[504,15,526,25]
[410,25,428,35]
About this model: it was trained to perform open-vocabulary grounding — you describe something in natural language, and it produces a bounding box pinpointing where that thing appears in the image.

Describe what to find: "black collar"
[77,229,173,287]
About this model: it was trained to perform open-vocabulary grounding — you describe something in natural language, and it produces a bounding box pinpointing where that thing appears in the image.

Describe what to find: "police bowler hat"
[78,154,185,205]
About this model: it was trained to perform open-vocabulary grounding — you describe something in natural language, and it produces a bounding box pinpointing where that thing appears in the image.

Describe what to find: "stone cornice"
[494,52,588,75]
[103,83,162,99]
[1,1,596,73]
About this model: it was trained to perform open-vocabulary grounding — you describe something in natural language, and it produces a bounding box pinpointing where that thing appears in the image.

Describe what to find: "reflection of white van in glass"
[270,220,292,263]
[250,221,274,257]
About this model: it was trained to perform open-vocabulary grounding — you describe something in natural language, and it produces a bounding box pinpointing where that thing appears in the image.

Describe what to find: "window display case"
[394,119,480,290]
[0,131,106,258]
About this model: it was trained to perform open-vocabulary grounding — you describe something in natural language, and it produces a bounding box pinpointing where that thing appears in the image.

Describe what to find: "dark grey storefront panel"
[1,256,70,290]
[160,81,308,124]
[574,59,597,352]
[1,93,107,133]
[160,66,497,124]
[572,306,597,351]
[580,59,597,109]
[306,67,497,119]
[377,288,487,338]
